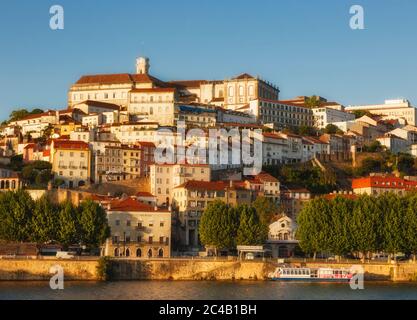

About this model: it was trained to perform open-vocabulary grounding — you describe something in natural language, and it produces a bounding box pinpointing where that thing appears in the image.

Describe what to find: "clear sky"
[1,0,416,120]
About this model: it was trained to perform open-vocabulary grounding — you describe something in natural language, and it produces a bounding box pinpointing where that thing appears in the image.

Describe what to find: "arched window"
[158,248,164,258]
[219,90,223,98]
[228,86,234,97]
[148,249,152,258]
[0,181,4,189]
[239,86,244,96]
[278,233,283,240]
[5,181,10,189]
[284,233,289,240]
[136,248,142,257]
[248,85,254,96]
[114,248,119,257]
[125,248,130,257]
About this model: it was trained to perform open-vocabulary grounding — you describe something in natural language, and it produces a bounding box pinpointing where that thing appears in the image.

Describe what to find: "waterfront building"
[104,197,171,258]
[268,215,298,258]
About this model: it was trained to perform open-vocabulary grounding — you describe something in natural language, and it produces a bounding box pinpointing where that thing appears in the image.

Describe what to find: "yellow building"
[50,140,91,188]
[150,163,211,206]
[104,197,171,258]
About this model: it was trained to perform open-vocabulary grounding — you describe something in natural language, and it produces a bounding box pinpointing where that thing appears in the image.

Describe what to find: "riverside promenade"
[1,257,417,282]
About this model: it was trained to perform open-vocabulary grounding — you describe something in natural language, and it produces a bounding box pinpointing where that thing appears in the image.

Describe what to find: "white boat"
[268,266,354,282]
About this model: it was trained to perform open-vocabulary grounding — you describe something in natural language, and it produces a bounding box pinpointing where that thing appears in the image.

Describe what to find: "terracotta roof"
[263,132,286,140]
[233,73,255,80]
[17,111,55,122]
[53,140,89,150]
[323,193,358,200]
[75,100,120,111]
[75,73,133,85]
[254,172,279,183]
[352,176,417,190]
[136,141,156,148]
[74,73,168,87]
[175,180,228,191]
[108,197,168,212]
[136,192,156,197]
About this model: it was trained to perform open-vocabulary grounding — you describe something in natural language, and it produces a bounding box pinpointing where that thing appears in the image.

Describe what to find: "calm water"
[1,281,417,300]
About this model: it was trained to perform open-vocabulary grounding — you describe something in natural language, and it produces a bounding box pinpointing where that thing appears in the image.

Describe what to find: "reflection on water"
[0,281,417,300]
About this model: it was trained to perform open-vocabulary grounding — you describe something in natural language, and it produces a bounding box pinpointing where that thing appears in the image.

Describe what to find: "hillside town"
[1,56,417,260]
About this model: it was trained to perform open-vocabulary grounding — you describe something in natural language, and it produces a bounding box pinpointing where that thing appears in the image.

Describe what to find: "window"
[70,152,74,157]
[126,220,131,227]
[160,222,164,227]
[228,86,234,97]
[115,219,120,226]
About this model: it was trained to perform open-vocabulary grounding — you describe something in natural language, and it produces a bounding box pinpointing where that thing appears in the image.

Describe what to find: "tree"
[236,205,268,246]
[199,201,239,252]
[0,190,34,242]
[9,109,30,122]
[329,197,354,258]
[30,196,59,243]
[324,124,342,134]
[379,193,405,261]
[350,195,381,261]
[252,197,278,225]
[57,201,80,247]
[403,193,417,260]
[296,198,332,258]
[305,96,323,109]
[78,200,110,248]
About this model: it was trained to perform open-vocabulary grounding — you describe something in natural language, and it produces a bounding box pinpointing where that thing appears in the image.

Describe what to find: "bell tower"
[136,56,150,74]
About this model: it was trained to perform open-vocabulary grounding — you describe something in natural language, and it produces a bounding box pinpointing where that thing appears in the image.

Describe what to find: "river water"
[1,281,417,300]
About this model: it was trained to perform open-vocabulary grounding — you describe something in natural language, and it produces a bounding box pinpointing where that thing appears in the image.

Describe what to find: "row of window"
[72,91,127,101]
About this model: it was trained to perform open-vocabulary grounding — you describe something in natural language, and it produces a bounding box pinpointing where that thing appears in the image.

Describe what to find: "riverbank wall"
[1,258,417,282]
[0,259,99,281]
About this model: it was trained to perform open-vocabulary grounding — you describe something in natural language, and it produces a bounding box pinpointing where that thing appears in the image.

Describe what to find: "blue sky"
[0,0,416,120]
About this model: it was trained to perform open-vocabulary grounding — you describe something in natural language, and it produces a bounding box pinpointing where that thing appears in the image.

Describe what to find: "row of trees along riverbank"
[198,199,275,253]
[296,192,417,261]
[0,190,110,249]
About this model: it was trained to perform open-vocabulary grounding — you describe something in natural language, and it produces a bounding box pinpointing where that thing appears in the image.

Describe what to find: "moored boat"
[268,266,354,282]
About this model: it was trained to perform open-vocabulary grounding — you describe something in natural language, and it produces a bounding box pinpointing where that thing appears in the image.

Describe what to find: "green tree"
[236,205,268,246]
[199,201,239,252]
[350,195,381,261]
[78,200,110,248]
[296,198,332,258]
[403,193,417,260]
[57,201,80,247]
[252,197,278,225]
[379,193,405,261]
[329,197,354,258]
[305,96,323,108]
[30,196,58,243]
[0,190,34,242]
[324,124,342,134]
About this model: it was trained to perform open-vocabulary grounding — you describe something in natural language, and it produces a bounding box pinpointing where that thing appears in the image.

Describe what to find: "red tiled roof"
[323,193,358,200]
[53,140,89,150]
[175,180,228,191]
[75,100,120,110]
[352,176,417,190]
[136,141,156,148]
[108,197,168,212]
[233,73,255,80]
[136,192,155,197]
[254,172,279,183]
[74,73,168,87]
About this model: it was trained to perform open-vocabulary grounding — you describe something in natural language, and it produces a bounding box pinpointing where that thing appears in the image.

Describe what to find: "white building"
[312,107,355,129]
[345,99,417,126]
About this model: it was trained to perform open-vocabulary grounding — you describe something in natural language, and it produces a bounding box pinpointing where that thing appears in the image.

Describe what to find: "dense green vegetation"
[264,164,337,195]
[0,190,110,249]
[1,108,44,126]
[296,193,417,260]
[199,200,269,252]
[355,153,417,177]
